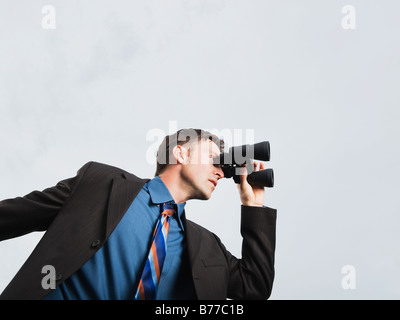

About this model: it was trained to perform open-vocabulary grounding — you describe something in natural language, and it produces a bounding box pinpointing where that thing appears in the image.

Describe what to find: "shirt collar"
[147,176,186,230]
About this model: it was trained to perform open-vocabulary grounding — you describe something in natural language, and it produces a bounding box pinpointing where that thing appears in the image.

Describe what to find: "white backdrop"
[1,0,399,299]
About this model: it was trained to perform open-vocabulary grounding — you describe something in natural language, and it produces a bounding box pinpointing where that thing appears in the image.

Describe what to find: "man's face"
[180,139,224,200]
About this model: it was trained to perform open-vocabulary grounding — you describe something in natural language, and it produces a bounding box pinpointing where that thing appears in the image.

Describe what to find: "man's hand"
[237,161,266,207]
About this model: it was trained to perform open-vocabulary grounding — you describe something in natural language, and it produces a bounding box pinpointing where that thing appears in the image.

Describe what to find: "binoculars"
[213,141,274,188]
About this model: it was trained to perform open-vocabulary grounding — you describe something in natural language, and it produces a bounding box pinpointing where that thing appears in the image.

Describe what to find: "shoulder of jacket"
[78,161,147,182]
[185,218,216,239]
[82,161,125,172]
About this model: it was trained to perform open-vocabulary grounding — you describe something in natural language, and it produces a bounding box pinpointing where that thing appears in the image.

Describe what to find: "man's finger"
[253,161,258,172]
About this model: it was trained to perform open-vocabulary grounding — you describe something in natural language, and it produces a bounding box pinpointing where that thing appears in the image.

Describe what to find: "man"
[0,128,277,300]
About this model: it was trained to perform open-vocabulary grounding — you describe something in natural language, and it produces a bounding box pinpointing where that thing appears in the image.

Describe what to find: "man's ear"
[172,145,188,164]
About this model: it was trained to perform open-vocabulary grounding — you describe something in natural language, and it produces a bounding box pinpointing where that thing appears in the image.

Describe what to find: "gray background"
[1,0,399,299]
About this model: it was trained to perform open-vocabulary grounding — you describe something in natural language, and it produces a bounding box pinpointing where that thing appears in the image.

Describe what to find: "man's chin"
[191,189,212,201]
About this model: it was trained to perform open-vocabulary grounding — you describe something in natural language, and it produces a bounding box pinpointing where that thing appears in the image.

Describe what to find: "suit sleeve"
[0,162,92,241]
[224,205,277,300]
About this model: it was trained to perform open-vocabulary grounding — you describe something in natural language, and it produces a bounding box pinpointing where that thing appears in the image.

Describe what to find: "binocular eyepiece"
[213,141,274,188]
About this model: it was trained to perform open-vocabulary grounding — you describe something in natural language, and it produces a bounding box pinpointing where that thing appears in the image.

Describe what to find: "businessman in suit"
[0,128,277,300]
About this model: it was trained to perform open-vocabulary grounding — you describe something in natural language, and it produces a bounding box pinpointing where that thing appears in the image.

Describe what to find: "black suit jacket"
[0,162,277,300]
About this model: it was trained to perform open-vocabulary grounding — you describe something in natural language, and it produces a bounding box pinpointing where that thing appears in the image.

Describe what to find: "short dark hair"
[155,128,224,176]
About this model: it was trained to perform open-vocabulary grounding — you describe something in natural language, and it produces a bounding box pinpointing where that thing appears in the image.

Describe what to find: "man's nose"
[215,167,224,179]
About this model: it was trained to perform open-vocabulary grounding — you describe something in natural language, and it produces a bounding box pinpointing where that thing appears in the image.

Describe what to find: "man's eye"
[210,156,221,168]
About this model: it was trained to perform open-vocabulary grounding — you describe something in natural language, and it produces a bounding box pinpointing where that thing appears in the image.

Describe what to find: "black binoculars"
[213,141,274,188]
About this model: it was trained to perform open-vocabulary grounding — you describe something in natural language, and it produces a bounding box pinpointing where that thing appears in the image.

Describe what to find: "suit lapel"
[182,215,205,298]
[183,215,201,267]
[106,173,149,238]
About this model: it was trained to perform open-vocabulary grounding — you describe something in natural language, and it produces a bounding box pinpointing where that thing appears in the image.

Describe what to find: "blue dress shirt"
[44,176,196,300]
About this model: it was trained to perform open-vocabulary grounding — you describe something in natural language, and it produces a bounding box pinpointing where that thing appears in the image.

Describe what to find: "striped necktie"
[134,202,175,300]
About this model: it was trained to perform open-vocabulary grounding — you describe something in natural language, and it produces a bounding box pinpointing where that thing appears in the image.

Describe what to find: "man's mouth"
[209,179,217,188]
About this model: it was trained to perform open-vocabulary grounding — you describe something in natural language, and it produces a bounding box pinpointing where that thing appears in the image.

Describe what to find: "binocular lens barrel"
[216,141,274,188]
[252,141,270,161]
[247,168,274,188]
[228,141,270,163]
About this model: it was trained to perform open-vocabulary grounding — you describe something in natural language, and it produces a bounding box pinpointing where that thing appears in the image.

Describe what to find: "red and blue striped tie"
[134,202,175,300]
